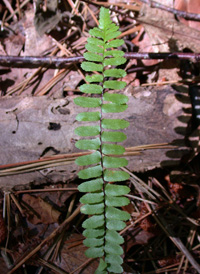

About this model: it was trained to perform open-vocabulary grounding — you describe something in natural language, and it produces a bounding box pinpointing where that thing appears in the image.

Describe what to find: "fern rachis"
[74,7,130,274]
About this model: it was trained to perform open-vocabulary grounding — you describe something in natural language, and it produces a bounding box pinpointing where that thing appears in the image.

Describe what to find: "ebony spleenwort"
[74,7,130,274]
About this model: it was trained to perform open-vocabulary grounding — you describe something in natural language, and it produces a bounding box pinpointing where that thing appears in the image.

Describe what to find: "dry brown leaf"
[22,194,61,224]
[124,227,156,252]
[55,233,98,274]
[175,0,200,30]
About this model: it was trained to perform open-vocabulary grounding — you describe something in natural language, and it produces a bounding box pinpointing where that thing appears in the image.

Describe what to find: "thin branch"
[139,0,200,21]
[0,52,199,69]
[0,143,171,176]
[81,0,141,12]
[0,55,84,69]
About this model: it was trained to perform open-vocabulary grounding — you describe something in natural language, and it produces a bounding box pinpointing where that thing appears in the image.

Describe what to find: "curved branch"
[0,52,199,69]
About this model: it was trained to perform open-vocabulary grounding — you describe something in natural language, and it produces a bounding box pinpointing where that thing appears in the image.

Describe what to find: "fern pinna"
[74,7,130,274]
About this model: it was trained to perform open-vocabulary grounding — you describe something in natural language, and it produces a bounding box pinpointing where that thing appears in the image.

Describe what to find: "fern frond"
[74,7,130,274]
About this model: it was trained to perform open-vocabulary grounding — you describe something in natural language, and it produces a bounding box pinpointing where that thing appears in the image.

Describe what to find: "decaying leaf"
[22,194,61,224]
[55,233,98,273]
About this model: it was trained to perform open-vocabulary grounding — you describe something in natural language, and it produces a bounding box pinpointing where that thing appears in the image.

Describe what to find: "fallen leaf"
[22,194,61,224]
[175,0,200,30]
[55,233,98,273]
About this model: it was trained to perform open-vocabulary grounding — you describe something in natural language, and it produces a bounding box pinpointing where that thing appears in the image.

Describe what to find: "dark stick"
[0,55,84,69]
[139,0,200,21]
[0,52,200,69]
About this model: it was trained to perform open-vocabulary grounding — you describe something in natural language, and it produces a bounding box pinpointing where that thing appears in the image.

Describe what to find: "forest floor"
[0,0,200,273]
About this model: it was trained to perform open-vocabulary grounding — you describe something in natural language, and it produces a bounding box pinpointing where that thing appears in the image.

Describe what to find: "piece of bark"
[0,85,191,189]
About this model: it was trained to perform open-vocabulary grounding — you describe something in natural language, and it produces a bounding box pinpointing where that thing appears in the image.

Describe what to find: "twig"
[139,0,200,21]
[34,68,68,96]
[15,188,78,194]
[37,258,69,274]
[0,52,200,69]
[10,194,25,216]
[81,0,141,12]
[0,55,83,68]
[0,143,171,177]
[69,258,94,274]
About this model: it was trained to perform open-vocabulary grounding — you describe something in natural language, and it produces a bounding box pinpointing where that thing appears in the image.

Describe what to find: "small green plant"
[74,7,130,273]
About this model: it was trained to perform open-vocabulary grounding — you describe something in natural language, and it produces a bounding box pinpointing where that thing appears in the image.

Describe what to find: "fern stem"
[99,85,106,259]
[99,28,108,260]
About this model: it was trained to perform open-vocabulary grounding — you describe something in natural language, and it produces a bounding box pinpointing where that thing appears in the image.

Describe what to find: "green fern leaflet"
[74,7,130,274]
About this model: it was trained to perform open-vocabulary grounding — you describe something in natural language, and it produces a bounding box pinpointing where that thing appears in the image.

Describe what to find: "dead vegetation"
[0,0,200,273]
